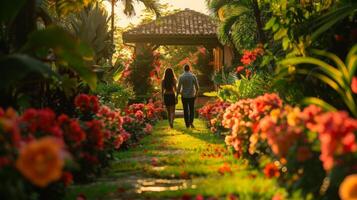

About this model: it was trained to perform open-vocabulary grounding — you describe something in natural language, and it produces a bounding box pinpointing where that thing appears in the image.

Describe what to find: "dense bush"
[199,92,357,199]
[0,94,163,200]
[94,82,134,110]
[126,47,161,98]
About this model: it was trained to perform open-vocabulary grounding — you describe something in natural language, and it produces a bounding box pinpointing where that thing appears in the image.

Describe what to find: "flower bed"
[199,93,357,199]
[0,94,163,200]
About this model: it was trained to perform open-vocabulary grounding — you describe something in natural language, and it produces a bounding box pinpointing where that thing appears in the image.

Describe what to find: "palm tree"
[108,0,161,44]
[206,0,265,50]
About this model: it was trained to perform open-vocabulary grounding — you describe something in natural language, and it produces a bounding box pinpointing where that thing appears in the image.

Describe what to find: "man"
[177,64,199,128]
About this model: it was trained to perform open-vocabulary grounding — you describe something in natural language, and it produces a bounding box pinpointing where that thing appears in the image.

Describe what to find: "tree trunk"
[111,0,115,44]
[110,0,116,66]
[251,0,266,43]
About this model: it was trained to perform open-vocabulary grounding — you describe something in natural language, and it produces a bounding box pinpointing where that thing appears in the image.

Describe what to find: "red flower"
[351,77,357,94]
[334,34,344,42]
[0,156,11,168]
[81,152,99,164]
[241,50,256,65]
[74,94,90,110]
[196,194,204,200]
[68,120,86,144]
[74,94,99,114]
[252,93,282,118]
[61,171,73,187]
[135,110,144,121]
[120,131,131,141]
[264,163,280,178]
[245,69,252,78]
[143,123,153,134]
[236,66,245,73]
[307,111,357,171]
[114,135,124,149]
[21,108,58,134]
[151,157,159,166]
[85,120,104,150]
[218,163,232,175]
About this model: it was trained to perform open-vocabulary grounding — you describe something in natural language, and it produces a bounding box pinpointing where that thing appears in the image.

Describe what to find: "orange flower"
[351,77,357,94]
[339,174,357,200]
[264,163,280,178]
[16,137,64,187]
[218,162,232,175]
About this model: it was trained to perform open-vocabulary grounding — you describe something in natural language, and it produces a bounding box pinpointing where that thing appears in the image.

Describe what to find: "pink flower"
[307,111,357,171]
[143,123,153,134]
[135,110,144,121]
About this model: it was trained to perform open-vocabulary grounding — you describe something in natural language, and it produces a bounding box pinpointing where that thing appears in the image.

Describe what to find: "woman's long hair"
[162,68,177,90]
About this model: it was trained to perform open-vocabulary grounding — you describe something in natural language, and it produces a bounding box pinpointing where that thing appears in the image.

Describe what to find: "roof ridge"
[123,8,216,35]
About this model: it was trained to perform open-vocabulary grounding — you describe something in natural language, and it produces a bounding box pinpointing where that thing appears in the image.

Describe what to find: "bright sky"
[103,0,209,28]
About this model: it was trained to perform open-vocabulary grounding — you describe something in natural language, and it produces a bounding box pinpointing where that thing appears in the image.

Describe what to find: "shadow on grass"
[173,118,223,145]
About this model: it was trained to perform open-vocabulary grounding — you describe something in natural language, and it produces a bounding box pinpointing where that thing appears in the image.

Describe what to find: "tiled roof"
[123,9,217,38]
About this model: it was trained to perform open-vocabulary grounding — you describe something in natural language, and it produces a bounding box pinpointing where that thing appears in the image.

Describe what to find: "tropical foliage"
[1,0,357,199]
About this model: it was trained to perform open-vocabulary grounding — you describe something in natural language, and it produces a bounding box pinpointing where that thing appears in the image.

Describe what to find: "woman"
[161,68,177,128]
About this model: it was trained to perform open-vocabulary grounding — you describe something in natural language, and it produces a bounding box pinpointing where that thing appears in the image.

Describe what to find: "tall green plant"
[264,0,356,56]
[65,3,113,65]
[126,47,156,98]
[207,0,266,50]
[277,45,357,116]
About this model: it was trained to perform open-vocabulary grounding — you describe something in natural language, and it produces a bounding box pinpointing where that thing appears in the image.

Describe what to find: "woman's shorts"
[164,94,176,106]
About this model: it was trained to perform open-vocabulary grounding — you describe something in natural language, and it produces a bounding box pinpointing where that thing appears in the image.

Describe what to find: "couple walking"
[161,64,199,128]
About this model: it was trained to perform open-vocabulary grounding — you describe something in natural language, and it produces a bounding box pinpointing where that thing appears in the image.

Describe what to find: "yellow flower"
[270,109,281,122]
[16,137,64,187]
[339,174,357,200]
[287,107,301,126]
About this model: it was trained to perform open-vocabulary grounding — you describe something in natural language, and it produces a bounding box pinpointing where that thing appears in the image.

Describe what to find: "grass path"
[65,119,289,200]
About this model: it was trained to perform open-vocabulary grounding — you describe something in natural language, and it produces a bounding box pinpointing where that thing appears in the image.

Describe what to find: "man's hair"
[184,64,190,72]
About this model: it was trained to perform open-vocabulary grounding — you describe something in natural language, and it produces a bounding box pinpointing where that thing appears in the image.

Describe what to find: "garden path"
[65,119,286,200]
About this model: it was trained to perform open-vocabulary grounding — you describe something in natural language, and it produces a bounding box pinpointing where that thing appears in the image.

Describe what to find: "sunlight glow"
[103,0,209,28]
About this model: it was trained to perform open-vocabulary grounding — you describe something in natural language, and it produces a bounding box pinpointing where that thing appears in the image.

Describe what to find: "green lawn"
[65,119,299,200]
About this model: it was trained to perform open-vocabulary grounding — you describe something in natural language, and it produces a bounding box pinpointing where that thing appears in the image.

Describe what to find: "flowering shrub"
[198,100,231,134]
[0,93,163,199]
[222,93,282,160]
[200,93,357,199]
[122,101,163,143]
[235,45,264,78]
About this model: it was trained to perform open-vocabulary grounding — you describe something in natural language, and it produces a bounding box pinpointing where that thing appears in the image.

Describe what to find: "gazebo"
[122,8,234,70]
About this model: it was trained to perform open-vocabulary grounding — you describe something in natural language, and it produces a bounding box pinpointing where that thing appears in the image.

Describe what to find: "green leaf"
[282,37,290,50]
[311,49,349,80]
[203,91,218,97]
[55,0,92,16]
[274,28,287,41]
[264,17,276,30]
[0,0,26,22]
[113,65,125,82]
[301,97,337,112]
[311,5,356,41]
[0,54,58,90]
[279,57,344,87]
[23,26,97,90]
[272,24,279,32]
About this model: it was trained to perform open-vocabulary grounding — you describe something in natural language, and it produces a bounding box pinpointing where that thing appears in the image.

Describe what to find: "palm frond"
[138,0,161,17]
[217,15,241,45]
